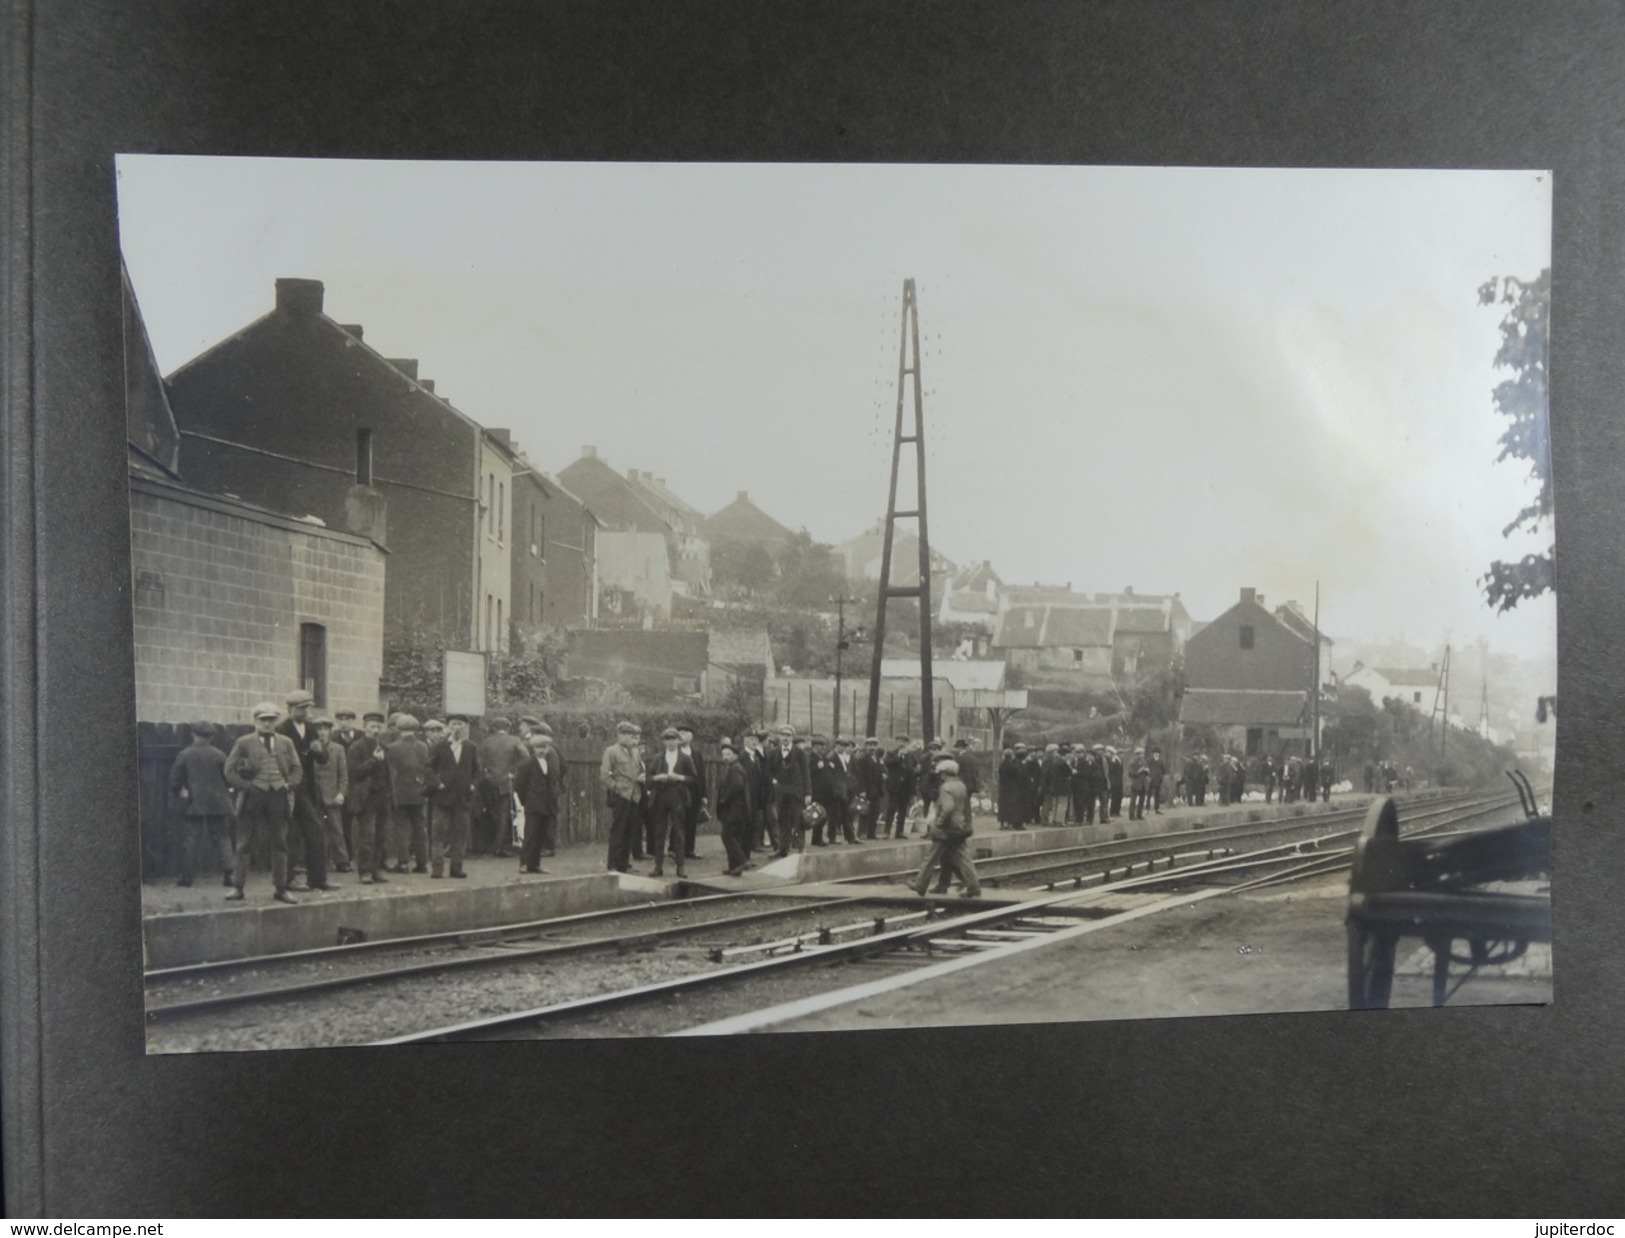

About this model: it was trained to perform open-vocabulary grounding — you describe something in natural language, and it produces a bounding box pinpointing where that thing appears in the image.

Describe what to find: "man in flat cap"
[477,715,529,858]
[600,721,645,874]
[882,733,916,840]
[807,734,839,847]
[643,726,700,878]
[310,714,351,872]
[913,756,981,899]
[766,723,812,856]
[514,721,563,873]
[386,715,431,873]
[675,724,707,861]
[714,738,752,876]
[347,712,393,883]
[740,730,772,853]
[330,710,361,858]
[426,714,480,878]
[852,736,885,841]
[168,721,234,887]
[276,690,335,892]
[224,701,303,903]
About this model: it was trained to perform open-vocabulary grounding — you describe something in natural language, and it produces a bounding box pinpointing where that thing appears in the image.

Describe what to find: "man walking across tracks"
[224,701,304,904]
[913,757,981,899]
[168,721,234,888]
[346,712,393,883]
[600,721,646,874]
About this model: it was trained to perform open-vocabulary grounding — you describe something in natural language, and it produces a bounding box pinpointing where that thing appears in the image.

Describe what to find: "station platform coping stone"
[139,793,1385,970]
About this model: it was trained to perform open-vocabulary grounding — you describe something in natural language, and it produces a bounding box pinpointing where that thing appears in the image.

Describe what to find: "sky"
[116,156,1555,662]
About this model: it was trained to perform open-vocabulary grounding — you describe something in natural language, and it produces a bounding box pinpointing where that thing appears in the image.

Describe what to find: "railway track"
[143,788,1541,1049]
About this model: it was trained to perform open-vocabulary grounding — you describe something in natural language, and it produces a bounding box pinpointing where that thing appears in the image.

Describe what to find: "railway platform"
[140,791,1393,969]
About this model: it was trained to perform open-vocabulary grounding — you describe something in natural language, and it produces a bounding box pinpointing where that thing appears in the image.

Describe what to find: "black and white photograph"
[118,156,1555,1052]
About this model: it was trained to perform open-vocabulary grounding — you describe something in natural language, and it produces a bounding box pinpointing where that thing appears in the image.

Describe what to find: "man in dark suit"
[514,728,564,874]
[276,690,335,891]
[852,736,886,840]
[386,716,432,872]
[741,731,774,851]
[766,723,812,856]
[427,714,481,878]
[224,701,304,903]
[676,724,707,860]
[808,735,841,846]
[829,737,859,844]
[346,712,393,883]
[714,738,753,875]
[644,726,701,878]
[882,733,916,840]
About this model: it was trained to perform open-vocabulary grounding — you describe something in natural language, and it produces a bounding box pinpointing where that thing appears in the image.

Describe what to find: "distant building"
[162,276,510,652]
[836,519,956,591]
[125,266,385,722]
[558,447,712,620]
[1179,586,1323,757]
[1345,663,1445,718]
[704,490,796,556]
[505,448,602,644]
[991,585,1191,684]
[938,560,1002,628]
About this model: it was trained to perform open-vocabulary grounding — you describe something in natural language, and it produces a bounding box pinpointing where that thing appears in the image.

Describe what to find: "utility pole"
[831,595,861,739]
[1311,581,1321,760]
[867,278,937,743]
[1434,645,1451,769]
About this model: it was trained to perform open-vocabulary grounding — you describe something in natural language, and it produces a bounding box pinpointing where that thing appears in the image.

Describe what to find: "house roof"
[950,560,1002,592]
[1179,689,1307,727]
[122,262,182,481]
[838,522,956,584]
[1046,606,1114,647]
[557,454,673,535]
[880,658,1007,692]
[992,604,1113,649]
[1372,666,1440,687]
[1002,584,1078,605]
[704,491,796,545]
[627,470,705,529]
[1115,604,1173,634]
[1274,602,1334,647]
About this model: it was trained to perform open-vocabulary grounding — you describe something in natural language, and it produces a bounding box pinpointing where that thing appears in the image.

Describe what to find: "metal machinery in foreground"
[1346,771,1551,1010]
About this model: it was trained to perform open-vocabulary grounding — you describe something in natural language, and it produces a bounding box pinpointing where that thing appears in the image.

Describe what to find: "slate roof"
[556,454,672,535]
[1115,604,1172,634]
[1179,689,1307,726]
[703,492,796,545]
[992,604,1113,649]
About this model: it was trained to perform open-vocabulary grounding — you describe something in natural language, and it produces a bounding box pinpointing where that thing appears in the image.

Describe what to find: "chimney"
[389,358,419,380]
[627,468,640,482]
[582,445,597,459]
[657,477,667,487]
[1124,585,1134,596]
[420,379,435,393]
[275,278,324,315]
[738,490,749,502]
[1240,587,1256,605]
[338,323,363,340]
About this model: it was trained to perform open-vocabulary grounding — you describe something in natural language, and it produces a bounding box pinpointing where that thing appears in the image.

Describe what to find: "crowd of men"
[995,742,1166,828]
[167,692,566,903]
[599,724,986,884]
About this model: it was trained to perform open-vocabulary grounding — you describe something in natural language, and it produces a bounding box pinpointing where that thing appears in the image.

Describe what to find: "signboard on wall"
[443,650,488,716]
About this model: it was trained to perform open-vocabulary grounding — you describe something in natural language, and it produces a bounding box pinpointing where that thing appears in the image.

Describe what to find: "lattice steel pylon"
[866,279,936,742]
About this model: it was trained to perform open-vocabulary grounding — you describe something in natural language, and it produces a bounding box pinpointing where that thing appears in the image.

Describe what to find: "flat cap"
[778,723,796,735]
[424,718,446,731]
[285,691,315,708]
[660,725,680,739]
[396,714,420,731]
[446,714,469,725]
[718,737,738,753]
[935,758,960,773]
[252,701,281,720]
[190,720,216,737]
[363,711,386,723]
[518,715,541,727]
[616,721,639,735]
[334,709,357,720]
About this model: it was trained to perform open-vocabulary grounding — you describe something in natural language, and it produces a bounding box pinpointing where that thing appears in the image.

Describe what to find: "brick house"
[125,264,386,723]
[1179,586,1321,756]
[501,435,602,646]
[162,276,511,653]
[556,447,690,621]
[993,603,1116,682]
[938,560,1002,629]
[704,490,796,557]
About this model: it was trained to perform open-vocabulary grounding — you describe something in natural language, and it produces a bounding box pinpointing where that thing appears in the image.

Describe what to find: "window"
[485,594,494,651]
[299,623,327,707]
[1414,691,1422,704]
[487,474,496,535]
[497,481,505,543]
[355,429,373,485]
[1246,727,1262,755]
[496,598,503,651]
[1239,624,1255,650]
[1072,649,1083,664]
[536,587,544,621]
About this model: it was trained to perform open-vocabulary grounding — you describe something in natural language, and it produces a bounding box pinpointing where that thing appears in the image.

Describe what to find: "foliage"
[1479,269,1553,612]
[773,529,848,609]
[711,538,777,598]
[1122,662,1185,736]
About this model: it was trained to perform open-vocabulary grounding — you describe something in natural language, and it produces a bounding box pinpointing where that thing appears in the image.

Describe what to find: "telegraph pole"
[867,279,937,743]
[1311,581,1321,759]
[832,595,860,739]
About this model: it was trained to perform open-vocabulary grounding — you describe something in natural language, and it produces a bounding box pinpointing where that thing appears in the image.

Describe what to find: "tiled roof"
[1115,604,1171,633]
[703,493,795,545]
[1179,689,1307,726]
[1045,606,1114,647]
